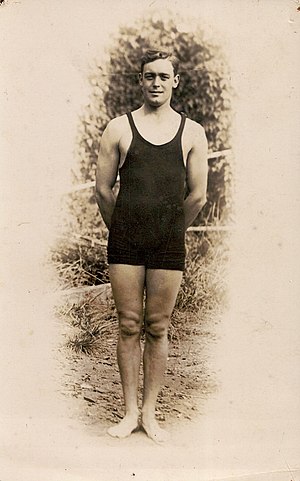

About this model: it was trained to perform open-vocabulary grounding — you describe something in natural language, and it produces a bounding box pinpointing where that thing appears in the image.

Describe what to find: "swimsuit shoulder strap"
[126,112,138,137]
[176,112,187,140]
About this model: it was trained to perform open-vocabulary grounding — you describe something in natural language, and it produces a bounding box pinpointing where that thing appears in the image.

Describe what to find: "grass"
[57,297,118,354]
[176,230,229,313]
[51,189,109,289]
[52,187,229,354]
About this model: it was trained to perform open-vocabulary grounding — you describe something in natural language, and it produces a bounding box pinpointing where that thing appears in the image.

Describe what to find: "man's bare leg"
[142,269,182,443]
[107,264,145,438]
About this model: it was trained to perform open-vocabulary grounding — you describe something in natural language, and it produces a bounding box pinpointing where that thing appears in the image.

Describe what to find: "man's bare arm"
[183,123,208,230]
[95,119,120,229]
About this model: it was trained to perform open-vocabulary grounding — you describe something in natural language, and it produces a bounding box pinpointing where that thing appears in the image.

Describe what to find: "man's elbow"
[95,184,110,204]
[195,193,207,212]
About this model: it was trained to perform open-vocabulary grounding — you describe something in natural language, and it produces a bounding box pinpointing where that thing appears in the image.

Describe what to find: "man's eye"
[161,76,169,81]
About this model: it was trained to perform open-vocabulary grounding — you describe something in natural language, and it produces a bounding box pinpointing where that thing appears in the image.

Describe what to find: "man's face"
[139,58,179,107]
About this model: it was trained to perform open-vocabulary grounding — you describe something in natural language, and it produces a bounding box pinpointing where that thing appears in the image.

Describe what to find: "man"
[95,49,208,443]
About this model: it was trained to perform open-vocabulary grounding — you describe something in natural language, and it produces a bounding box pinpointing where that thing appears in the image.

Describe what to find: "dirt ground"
[58,298,219,435]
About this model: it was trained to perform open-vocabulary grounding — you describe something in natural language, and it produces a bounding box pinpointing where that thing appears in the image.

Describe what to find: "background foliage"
[76,13,232,225]
[53,13,232,292]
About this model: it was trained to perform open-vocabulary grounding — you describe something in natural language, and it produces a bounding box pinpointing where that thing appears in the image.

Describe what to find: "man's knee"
[119,311,142,337]
[145,313,170,339]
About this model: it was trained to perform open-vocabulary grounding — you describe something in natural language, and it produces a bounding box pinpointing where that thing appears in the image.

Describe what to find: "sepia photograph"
[0,1,299,480]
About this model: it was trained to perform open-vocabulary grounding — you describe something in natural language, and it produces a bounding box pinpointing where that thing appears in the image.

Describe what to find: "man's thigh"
[109,264,145,317]
[145,269,183,319]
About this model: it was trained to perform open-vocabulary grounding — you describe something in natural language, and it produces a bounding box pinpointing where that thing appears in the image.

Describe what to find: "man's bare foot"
[107,413,139,439]
[141,416,170,444]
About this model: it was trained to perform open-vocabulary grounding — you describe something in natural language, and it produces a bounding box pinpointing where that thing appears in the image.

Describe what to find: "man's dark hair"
[140,49,180,76]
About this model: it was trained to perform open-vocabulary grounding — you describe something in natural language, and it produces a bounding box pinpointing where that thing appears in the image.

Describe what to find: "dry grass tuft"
[176,230,229,314]
[52,189,230,354]
[58,297,118,354]
[51,189,109,289]
[54,229,228,354]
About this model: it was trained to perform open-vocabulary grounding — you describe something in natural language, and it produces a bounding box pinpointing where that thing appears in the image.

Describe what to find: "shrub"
[52,12,232,318]
[76,12,232,224]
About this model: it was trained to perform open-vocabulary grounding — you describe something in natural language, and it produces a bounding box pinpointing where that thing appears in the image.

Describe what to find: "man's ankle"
[125,408,139,418]
[141,409,155,421]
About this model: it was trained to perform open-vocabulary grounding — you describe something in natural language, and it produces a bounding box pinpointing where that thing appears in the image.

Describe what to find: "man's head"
[139,49,180,107]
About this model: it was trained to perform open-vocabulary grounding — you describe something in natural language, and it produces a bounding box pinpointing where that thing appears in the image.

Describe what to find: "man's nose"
[152,76,160,87]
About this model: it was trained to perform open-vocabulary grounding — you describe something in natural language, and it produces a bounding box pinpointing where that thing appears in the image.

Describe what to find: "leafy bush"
[53,12,232,319]
[76,13,232,224]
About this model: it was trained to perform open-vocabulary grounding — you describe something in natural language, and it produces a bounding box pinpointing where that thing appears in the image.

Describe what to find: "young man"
[95,49,208,443]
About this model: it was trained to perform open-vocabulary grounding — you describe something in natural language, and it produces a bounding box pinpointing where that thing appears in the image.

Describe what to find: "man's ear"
[138,72,143,86]
[173,74,180,89]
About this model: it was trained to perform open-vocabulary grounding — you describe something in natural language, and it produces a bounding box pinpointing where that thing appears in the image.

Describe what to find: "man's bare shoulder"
[184,117,207,147]
[104,114,129,141]
[185,117,206,136]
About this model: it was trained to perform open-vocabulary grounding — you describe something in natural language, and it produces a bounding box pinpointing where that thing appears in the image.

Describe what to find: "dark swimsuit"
[107,111,187,271]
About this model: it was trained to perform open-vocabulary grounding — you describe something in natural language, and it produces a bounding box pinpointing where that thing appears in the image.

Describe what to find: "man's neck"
[140,103,176,119]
